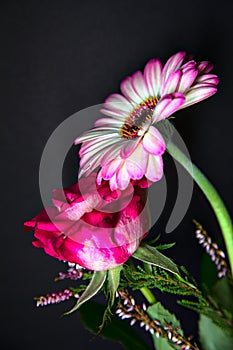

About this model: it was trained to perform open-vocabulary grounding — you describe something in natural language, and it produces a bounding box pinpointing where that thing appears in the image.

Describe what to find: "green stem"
[140,286,156,304]
[167,141,233,276]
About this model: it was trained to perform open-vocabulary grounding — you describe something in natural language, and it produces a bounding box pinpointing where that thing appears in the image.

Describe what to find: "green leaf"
[210,276,233,316]
[150,337,175,350]
[155,242,176,251]
[200,248,218,290]
[79,301,150,350]
[199,314,233,350]
[133,243,180,276]
[108,265,123,308]
[147,302,183,350]
[65,270,107,315]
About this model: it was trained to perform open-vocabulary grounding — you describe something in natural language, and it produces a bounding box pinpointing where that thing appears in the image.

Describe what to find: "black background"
[1,1,232,349]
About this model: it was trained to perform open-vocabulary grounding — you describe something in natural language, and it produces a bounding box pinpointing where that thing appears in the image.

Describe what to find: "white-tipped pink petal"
[101,158,123,180]
[162,52,186,82]
[120,138,141,159]
[100,108,128,119]
[126,144,148,179]
[144,59,162,97]
[109,174,118,191]
[145,155,164,182]
[75,128,118,144]
[116,162,131,190]
[195,74,219,85]
[180,60,196,71]
[131,71,149,100]
[80,137,121,156]
[104,93,133,113]
[94,117,123,128]
[142,126,166,155]
[97,170,103,185]
[161,70,182,95]
[197,61,214,74]
[180,86,217,109]
[120,77,142,104]
[152,92,185,123]
[178,69,199,93]
[100,143,123,166]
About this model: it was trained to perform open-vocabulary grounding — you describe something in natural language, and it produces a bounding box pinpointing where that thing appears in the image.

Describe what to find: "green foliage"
[79,301,150,350]
[107,265,123,308]
[147,302,183,350]
[121,264,205,304]
[64,270,107,315]
[199,315,233,350]
[133,243,180,276]
[155,243,176,251]
[178,275,233,337]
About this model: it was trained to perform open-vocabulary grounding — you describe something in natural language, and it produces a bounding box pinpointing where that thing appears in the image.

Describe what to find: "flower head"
[24,173,149,271]
[75,52,218,190]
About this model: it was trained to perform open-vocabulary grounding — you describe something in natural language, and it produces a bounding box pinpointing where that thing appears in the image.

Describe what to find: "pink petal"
[100,143,123,166]
[95,117,123,127]
[180,86,217,109]
[101,158,123,180]
[120,138,141,158]
[142,126,166,155]
[80,137,121,156]
[109,174,118,191]
[195,74,219,85]
[100,108,128,120]
[97,169,103,185]
[104,93,133,113]
[152,92,185,122]
[126,145,148,179]
[116,162,131,190]
[180,60,196,71]
[197,61,214,74]
[120,77,142,104]
[162,52,186,82]
[131,71,149,100]
[145,155,164,182]
[178,68,199,93]
[75,129,118,144]
[144,59,162,97]
[161,70,182,95]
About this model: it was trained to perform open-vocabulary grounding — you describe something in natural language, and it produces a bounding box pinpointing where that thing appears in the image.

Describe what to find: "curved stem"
[167,141,233,276]
[140,286,156,304]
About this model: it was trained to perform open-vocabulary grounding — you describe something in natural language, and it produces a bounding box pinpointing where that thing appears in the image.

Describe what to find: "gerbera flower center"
[120,97,158,139]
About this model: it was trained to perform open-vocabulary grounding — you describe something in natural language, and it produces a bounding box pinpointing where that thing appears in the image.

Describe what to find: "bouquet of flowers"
[24,52,233,349]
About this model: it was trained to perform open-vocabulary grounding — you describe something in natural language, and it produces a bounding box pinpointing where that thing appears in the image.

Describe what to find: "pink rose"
[24,173,149,270]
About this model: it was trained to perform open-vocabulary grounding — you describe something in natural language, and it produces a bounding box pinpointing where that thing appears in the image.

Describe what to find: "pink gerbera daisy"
[75,52,218,191]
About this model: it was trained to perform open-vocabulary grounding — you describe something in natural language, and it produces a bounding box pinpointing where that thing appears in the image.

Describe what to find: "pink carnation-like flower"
[75,52,218,190]
[24,173,149,271]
